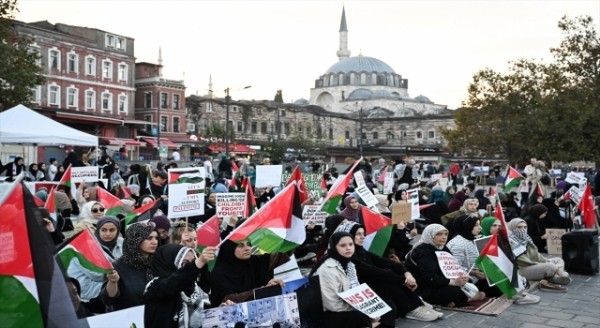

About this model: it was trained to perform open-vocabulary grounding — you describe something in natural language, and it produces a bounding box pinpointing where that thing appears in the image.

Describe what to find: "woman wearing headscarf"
[75,201,105,234]
[474,189,492,213]
[53,165,65,182]
[95,216,124,261]
[150,215,172,246]
[310,231,396,328]
[447,190,468,212]
[480,217,502,236]
[405,224,479,307]
[441,198,480,227]
[144,244,216,328]
[524,204,549,251]
[337,222,442,321]
[441,186,456,205]
[209,239,289,307]
[0,156,25,182]
[339,196,361,222]
[507,219,571,291]
[26,163,46,181]
[75,182,97,211]
[101,222,159,311]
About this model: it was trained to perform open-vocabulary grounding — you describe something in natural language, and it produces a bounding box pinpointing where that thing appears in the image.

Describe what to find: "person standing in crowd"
[48,157,59,181]
[217,154,232,179]
[210,178,229,193]
[101,222,159,311]
[75,181,97,212]
[0,156,25,182]
[38,162,49,180]
[447,190,468,212]
[63,151,85,168]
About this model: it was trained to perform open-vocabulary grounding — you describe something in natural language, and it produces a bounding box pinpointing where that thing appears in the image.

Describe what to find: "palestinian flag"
[57,164,76,198]
[168,170,204,185]
[122,198,161,227]
[285,166,308,203]
[320,157,362,214]
[96,187,128,216]
[377,166,388,183]
[0,180,79,327]
[320,175,327,191]
[578,184,596,229]
[196,215,221,271]
[475,231,519,298]
[493,202,509,239]
[115,184,132,199]
[44,187,59,223]
[244,181,257,218]
[56,229,113,274]
[33,194,45,207]
[230,160,240,189]
[503,166,524,192]
[227,183,305,253]
[359,206,393,257]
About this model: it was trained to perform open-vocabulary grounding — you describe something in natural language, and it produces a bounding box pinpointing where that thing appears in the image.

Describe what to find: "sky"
[15,0,600,109]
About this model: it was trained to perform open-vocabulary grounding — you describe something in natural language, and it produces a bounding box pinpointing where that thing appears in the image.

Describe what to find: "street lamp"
[224,85,251,157]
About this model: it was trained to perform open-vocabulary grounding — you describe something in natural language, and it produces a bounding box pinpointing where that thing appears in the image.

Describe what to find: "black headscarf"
[122,223,156,270]
[151,244,196,278]
[456,215,480,241]
[310,232,354,275]
[209,240,272,306]
[95,216,121,252]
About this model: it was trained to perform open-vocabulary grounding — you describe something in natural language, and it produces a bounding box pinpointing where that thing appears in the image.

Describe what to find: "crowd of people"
[2,152,598,328]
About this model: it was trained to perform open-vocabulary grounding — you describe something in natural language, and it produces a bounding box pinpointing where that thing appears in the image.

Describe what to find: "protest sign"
[337,283,392,318]
[167,167,205,219]
[302,204,328,226]
[274,255,303,282]
[435,251,467,279]
[473,166,490,176]
[356,185,378,208]
[407,189,420,220]
[565,171,585,185]
[256,164,283,188]
[86,305,144,328]
[430,173,442,182]
[438,177,449,189]
[71,166,99,183]
[391,202,411,225]
[546,228,567,255]
[383,172,394,194]
[353,170,366,186]
[565,186,582,205]
[216,192,245,218]
[549,169,562,178]
[281,172,323,200]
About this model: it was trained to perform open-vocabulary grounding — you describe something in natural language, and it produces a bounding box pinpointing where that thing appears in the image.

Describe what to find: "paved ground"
[394,255,600,328]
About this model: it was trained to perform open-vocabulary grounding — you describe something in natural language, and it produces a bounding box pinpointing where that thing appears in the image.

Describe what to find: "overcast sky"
[16,0,600,109]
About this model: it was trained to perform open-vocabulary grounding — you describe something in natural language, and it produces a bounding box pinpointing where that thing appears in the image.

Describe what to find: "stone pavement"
[394,263,600,327]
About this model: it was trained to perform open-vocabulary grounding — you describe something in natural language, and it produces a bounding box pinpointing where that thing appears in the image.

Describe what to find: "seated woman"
[337,222,442,321]
[75,201,105,234]
[339,196,361,223]
[101,222,159,311]
[144,244,217,328]
[480,216,502,236]
[95,216,124,261]
[405,224,484,307]
[310,232,396,328]
[442,198,481,228]
[524,204,549,251]
[170,222,197,249]
[507,219,571,290]
[209,240,290,307]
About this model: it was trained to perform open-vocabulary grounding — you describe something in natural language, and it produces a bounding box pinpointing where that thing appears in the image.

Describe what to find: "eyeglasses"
[91,207,105,213]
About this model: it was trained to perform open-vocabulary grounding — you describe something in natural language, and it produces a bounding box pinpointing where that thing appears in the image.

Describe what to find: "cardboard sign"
[255,164,283,188]
[546,228,567,255]
[337,283,392,318]
[71,166,99,183]
[356,185,378,208]
[391,202,411,225]
[167,167,205,219]
[383,172,395,194]
[302,204,328,226]
[281,172,323,200]
[216,192,245,218]
[435,251,468,279]
[353,171,366,187]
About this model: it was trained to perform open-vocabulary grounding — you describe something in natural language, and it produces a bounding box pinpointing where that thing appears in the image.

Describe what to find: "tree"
[0,0,45,111]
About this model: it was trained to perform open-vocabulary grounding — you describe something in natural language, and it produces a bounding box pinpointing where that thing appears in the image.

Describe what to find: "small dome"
[415,95,432,103]
[373,90,391,98]
[293,98,309,105]
[326,55,396,75]
[347,88,373,100]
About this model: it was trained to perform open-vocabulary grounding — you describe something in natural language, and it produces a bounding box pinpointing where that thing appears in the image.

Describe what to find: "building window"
[416,131,423,139]
[144,92,152,108]
[373,132,378,139]
[49,48,60,70]
[280,110,285,117]
[231,106,237,112]
[173,117,180,133]
[428,130,435,139]
[29,45,41,67]
[160,116,168,132]
[173,94,180,109]
[67,87,78,108]
[102,60,112,79]
[48,84,60,105]
[361,132,366,140]
[85,56,96,76]
[251,122,257,133]
[187,122,195,132]
[118,63,127,81]
[67,52,78,73]
[144,114,152,132]
[206,102,213,112]
[260,122,267,134]
[345,131,350,139]
[284,123,290,134]
[160,93,168,108]
[237,121,243,133]
[118,94,128,114]
[85,90,96,111]
[31,86,42,104]
[101,92,113,112]
[105,34,115,48]
[329,128,333,140]
[116,37,126,50]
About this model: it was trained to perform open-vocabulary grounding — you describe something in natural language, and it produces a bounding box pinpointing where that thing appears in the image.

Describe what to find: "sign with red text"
[216,192,245,218]
[337,283,392,318]
[71,166,99,183]
[167,167,205,219]
[435,251,467,279]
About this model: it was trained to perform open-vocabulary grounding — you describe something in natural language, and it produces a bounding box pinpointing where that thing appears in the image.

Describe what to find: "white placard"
[430,173,442,182]
[473,166,490,176]
[71,166,99,183]
[438,177,449,189]
[216,192,245,217]
[407,188,420,220]
[436,251,468,279]
[274,255,303,282]
[255,164,283,188]
[565,171,585,185]
[383,172,395,194]
[167,167,205,219]
[302,204,328,226]
[353,171,366,187]
[337,283,393,318]
[356,185,379,208]
[86,305,144,327]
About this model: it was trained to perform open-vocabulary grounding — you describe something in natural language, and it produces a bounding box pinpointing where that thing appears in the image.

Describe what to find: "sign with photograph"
[167,167,205,219]
[383,172,395,194]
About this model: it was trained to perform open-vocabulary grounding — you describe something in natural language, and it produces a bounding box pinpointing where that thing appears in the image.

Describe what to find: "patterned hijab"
[419,224,448,250]
[122,223,156,270]
[507,218,536,250]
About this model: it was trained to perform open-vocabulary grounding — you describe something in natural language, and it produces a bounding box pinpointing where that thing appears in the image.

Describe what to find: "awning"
[139,137,179,149]
[207,143,256,155]
[56,112,123,125]
[99,137,145,146]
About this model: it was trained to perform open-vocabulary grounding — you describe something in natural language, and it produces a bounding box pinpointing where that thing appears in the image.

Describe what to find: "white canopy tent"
[0,104,98,146]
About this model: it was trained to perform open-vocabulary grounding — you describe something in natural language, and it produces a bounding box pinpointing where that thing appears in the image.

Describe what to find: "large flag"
[0,180,79,327]
[493,202,509,239]
[196,215,222,271]
[286,166,308,203]
[503,166,524,192]
[320,157,362,214]
[475,231,519,298]
[57,164,76,198]
[56,229,113,274]
[226,183,305,253]
[96,187,128,216]
[359,206,393,257]
[578,184,596,228]
[122,198,161,227]
[244,180,257,219]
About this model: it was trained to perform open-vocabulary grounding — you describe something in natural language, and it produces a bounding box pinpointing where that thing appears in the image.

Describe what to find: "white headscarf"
[419,224,448,250]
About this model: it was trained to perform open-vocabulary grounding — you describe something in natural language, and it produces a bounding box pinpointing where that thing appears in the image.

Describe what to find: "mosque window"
[261,122,267,134]
[251,122,257,133]
[373,132,378,139]
[416,131,423,140]
[329,128,333,140]
[428,130,435,139]
[360,73,366,85]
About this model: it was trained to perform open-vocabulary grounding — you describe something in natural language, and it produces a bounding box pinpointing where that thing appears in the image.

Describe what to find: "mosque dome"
[347,88,373,100]
[415,95,432,103]
[326,55,396,75]
[293,98,309,105]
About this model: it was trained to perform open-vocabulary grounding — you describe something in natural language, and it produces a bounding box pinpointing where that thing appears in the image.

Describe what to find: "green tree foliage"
[443,15,599,165]
[0,0,45,111]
